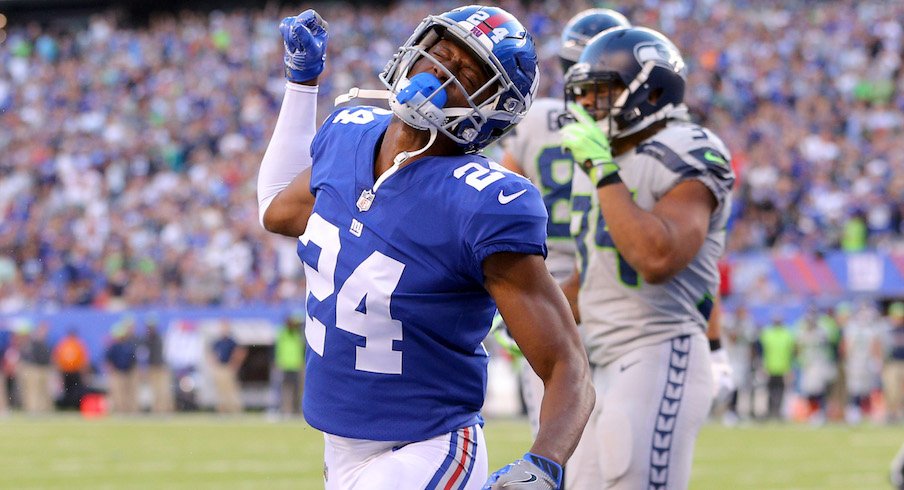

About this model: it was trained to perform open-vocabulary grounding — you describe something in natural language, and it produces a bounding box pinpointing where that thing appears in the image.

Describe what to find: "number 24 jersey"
[300,106,547,441]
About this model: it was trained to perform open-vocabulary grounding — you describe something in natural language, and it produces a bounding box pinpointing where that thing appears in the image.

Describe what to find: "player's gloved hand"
[484,452,562,490]
[279,9,329,83]
[490,312,523,359]
[560,102,618,187]
[710,348,735,405]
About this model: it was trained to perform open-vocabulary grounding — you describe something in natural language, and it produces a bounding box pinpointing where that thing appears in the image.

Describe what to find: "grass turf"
[1,415,902,489]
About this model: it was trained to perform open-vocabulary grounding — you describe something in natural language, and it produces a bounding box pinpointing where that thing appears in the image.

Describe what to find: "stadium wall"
[3,250,904,357]
[0,306,288,367]
[727,250,904,324]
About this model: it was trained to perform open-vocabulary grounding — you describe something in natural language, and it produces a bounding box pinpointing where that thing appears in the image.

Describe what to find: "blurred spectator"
[823,305,846,421]
[2,324,28,410]
[164,320,203,372]
[883,302,904,423]
[2,1,904,315]
[723,305,758,423]
[20,321,53,413]
[164,320,203,411]
[274,312,303,417]
[53,327,89,409]
[841,212,867,252]
[841,302,882,424]
[104,318,139,414]
[142,316,173,413]
[0,353,5,415]
[796,310,835,424]
[759,316,796,420]
[209,321,245,414]
[0,325,13,414]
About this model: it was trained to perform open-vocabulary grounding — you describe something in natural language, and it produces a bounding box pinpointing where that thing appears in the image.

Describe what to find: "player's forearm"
[485,253,594,465]
[597,184,679,283]
[257,82,318,228]
[530,354,594,465]
[522,287,593,464]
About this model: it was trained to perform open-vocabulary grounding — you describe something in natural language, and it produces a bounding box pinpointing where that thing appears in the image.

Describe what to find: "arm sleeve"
[257,82,319,227]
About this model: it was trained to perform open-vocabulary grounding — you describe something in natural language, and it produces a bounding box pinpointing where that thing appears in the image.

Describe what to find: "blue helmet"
[379,5,539,153]
[565,26,687,139]
[559,9,630,72]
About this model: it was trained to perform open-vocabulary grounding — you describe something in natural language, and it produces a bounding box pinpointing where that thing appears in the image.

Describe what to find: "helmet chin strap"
[334,87,392,105]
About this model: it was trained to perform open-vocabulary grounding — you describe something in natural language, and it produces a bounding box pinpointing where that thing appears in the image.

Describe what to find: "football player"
[256,7,593,490]
[561,26,735,489]
[497,9,629,490]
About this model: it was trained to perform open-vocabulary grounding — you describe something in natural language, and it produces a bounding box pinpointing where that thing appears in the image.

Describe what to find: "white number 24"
[300,213,405,374]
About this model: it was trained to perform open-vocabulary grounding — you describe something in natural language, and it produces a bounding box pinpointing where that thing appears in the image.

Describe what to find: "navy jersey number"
[572,195,640,288]
[536,146,574,239]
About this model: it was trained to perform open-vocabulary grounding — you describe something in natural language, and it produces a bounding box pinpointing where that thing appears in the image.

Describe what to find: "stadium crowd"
[2,0,904,418]
[1,0,904,310]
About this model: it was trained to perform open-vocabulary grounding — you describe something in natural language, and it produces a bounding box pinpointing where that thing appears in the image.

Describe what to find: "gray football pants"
[522,333,711,489]
[590,333,712,490]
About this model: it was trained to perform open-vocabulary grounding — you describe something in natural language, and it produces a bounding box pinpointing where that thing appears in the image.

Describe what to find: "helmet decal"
[634,42,685,74]
[379,6,539,153]
[564,27,687,139]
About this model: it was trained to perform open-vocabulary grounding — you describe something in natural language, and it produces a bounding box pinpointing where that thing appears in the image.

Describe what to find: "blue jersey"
[300,106,548,441]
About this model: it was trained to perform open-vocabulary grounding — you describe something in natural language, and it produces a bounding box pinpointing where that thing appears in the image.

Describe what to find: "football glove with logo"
[279,10,329,83]
[484,452,562,490]
[560,102,619,187]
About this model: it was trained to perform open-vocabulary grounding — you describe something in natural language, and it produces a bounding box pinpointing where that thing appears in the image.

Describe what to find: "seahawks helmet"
[379,5,539,153]
[564,26,687,139]
[559,9,630,73]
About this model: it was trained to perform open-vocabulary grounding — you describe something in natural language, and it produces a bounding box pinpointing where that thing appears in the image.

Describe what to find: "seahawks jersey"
[501,97,576,282]
[301,105,548,441]
[572,120,735,367]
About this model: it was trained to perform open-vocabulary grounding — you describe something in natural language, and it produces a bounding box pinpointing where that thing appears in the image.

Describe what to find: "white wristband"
[257,82,318,227]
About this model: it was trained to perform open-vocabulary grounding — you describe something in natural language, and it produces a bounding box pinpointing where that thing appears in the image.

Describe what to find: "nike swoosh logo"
[703,150,728,166]
[619,359,641,372]
[502,472,538,486]
[498,189,527,204]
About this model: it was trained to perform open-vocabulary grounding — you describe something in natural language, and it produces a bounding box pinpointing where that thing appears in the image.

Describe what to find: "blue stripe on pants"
[426,429,460,488]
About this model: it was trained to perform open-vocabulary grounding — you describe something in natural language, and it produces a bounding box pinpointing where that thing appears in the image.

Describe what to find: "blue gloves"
[279,10,329,83]
[560,102,619,187]
[484,452,563,490]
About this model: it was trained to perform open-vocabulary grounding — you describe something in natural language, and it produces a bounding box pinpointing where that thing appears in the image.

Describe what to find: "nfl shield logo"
[357,189,375,212]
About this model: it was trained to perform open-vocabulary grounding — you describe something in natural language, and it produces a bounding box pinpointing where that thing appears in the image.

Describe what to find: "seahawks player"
[498,9,628,490]
[502,8,630,286]
[561,27,734,489]
[257,7,593,490]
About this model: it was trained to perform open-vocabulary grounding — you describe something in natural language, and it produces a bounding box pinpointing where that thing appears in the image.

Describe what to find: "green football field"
[1,415,902,489]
